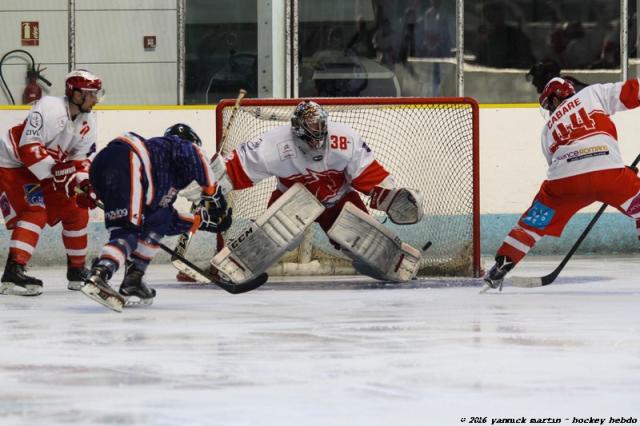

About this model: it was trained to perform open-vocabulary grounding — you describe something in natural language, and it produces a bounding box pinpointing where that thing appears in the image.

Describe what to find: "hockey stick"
[77,189,266,294]
[171,88,247,280]
[510,153,640,288]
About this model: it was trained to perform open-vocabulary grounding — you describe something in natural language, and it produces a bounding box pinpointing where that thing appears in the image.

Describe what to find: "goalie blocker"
[211,183,325,285]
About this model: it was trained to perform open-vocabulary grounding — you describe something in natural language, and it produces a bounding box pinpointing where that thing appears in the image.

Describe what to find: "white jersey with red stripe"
[0,96,97,179]
[223,121,391,206]
[542,79,640,180]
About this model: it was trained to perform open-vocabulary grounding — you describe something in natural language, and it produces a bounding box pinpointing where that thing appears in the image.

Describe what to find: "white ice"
[1,257,639,426]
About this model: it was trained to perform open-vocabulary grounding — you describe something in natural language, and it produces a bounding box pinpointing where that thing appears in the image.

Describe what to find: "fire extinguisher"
[0,49,52,105]
[22,63,51,104]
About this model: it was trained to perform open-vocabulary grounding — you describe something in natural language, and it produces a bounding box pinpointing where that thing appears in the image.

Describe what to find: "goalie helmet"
[539,77,575,112]
[291,100,328,150]
[65,69,103,98]
[164,123,202,146]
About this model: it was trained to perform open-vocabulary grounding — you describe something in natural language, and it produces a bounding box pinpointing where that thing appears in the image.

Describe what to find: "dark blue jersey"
[116,132,215,210]
[90,132,215,233]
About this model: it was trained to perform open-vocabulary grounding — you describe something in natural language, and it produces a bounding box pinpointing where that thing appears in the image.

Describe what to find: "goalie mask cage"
[216,97,480,277]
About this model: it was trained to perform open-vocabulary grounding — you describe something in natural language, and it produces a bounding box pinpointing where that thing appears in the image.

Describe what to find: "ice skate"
[480,256,514,293]
[0,259,43,296]
[119,262,156,307]
[80,265,125,313]
[67,266,90,291]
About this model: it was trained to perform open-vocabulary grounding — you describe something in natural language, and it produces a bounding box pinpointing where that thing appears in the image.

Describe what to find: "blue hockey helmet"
[164,123,202,146]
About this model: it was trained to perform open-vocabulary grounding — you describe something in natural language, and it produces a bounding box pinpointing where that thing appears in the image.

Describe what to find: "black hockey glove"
[198,187,232,233]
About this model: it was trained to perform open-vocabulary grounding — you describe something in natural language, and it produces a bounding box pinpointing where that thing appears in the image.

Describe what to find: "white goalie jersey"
[221,121,391,206]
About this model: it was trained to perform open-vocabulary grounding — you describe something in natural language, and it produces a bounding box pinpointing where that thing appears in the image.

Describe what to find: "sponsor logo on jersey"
[277,141,296,160]
[27,112,43,133]
[246,138,263,150]
[23,184,44,208]
[159,187,178,208]
[105,208,129,220]
[0,192,15,220]
[555,145,609,163]
[80,121,90,137]
[280,169,345,204]
[522,201,555,229]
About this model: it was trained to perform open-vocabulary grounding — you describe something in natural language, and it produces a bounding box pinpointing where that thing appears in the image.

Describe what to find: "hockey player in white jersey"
[484,77,640,291]
[205,100,425,284]
[0,70,102,296]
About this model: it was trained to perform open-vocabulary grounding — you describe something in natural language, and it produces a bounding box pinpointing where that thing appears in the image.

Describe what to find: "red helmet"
[65,69,102,98]
[539,77,575,111]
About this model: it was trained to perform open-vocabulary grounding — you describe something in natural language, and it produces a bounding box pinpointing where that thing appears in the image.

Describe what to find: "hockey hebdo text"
[459,417,637,425]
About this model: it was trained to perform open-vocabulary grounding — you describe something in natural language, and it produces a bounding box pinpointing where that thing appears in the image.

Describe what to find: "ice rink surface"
[1,257,639,426]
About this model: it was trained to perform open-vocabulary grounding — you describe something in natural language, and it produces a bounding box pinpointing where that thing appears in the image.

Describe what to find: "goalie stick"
[171,88,247,282]
[77,188,266,294]
[508,152,640,289]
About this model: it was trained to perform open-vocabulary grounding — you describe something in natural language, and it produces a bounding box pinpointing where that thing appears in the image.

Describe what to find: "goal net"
[215,97,480,277]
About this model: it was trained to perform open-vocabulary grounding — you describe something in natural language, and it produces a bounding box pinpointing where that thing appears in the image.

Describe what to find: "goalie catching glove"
[369,186,425,225]
[197,186,232,233]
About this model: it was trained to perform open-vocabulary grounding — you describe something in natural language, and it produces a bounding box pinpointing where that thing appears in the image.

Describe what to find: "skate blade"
[122,295,154,307]
[0,282,43,296]
[80,283,124,313]
[67,281,84,291]
[479,283,499,294]
[479,282,504,294]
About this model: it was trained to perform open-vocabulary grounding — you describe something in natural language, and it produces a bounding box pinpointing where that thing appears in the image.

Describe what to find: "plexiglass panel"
[298,0,458,98]
[464,0,622,103]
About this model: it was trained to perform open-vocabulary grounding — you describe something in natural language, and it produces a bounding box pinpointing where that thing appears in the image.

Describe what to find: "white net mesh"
[216,98,479,276]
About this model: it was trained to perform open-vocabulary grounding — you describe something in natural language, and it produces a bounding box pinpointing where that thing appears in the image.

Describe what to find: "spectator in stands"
[346,16,376,59]
[311,26,368,97]
[397,7,418,64]
[372,17,399,68]
[311,26,346,65]
[557,22,595,69]
[475,1,534,68]
[590,39,620,69]
[417,0,454,58]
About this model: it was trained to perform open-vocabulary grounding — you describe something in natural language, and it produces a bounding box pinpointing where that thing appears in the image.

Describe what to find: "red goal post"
[215,97,480,277]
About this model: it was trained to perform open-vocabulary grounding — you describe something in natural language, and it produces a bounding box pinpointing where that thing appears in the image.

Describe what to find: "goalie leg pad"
[211,183,325,284]
[327,202,422,282]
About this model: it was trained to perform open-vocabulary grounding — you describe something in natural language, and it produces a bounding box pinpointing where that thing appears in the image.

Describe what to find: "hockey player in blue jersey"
[80,124,232,312]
